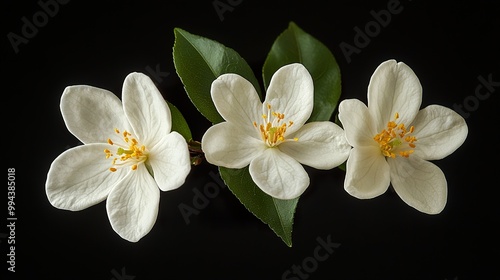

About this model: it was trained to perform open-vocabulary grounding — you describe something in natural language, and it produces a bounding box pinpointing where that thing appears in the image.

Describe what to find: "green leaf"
[262,21,341,122]
[173,28,261,124]
[167,101,192,142]
[219,166,298,247]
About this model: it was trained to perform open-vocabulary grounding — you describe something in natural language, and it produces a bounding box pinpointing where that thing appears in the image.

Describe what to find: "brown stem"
[188,140,204,166]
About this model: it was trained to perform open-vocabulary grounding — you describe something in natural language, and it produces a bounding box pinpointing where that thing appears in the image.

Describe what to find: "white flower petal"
[265,63,314,134]
[202,122,266,169]
[61,85,130,144]
[46,144,129,211]
[389,157,447,214]
[211,73,262,128]
[122,72,172,147]
[279,122,351,169]
[249,148,309,200]
[367,60,422,130]
[344,146,390,199]
[411,105,468,160]
[148,132,191,192]
[338,99,378,147]
[106,164,160,242]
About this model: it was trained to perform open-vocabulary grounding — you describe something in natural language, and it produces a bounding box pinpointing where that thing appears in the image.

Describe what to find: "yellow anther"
[105,129,148,172]
[373,112,417,158]
[253,103,297,147]
[399,150,414,158]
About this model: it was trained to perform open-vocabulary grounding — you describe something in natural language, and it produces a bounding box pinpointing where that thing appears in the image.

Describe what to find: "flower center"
[253,104,298,147]
[373,113,417,158]
[104,129,148,172]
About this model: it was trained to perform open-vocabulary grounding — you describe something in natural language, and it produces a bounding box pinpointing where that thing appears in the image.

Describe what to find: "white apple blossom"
[202,63,350,200]
[46,72,191,242]
[338,60,468,214]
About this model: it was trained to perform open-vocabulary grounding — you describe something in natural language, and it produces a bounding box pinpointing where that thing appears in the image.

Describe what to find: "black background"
[3,0,499,279]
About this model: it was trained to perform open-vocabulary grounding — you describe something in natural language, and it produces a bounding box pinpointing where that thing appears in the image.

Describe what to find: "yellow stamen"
[253,103,297,147]
[104,149,112,159]
[104,129,148,172]
[373,112,417,158]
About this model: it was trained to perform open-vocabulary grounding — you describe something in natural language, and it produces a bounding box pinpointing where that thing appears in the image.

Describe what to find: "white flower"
[46,72,191,242]
[338,59,468,214]
[201,63,351,200]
